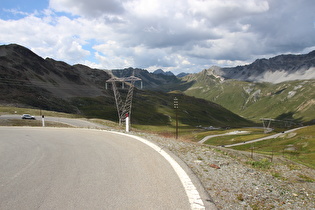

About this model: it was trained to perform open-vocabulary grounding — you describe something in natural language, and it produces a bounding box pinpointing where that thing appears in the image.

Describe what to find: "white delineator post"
[42,115,45,127]
[125,113,130,132]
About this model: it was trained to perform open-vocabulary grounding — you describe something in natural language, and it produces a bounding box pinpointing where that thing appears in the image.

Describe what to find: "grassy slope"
[70,89,253,127]
[0,119,73,127]
[240,80,315,123]
[0,106,79,118]
[232,125,315,169]
[1,86,253,135]
[190,125,315,168]
[1,105,313,168]
[201,128,274,145]
[182,72,315,123]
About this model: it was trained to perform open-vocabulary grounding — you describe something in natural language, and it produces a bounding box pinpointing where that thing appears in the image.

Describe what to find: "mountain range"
[112,50,315,124]
[151,69,189,78]
[180,51,315,123]
[182,70,314,124]
[0,44,251,127]
[0,43,314,125]
[208,51,315,83]
[153,69,174,76]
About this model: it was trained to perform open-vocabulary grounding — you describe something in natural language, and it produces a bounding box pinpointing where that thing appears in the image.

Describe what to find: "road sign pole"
[174,97,179,139]
[176,109,178,139]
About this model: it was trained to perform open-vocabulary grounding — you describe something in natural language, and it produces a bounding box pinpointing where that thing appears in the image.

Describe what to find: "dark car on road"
[22,114,36,120]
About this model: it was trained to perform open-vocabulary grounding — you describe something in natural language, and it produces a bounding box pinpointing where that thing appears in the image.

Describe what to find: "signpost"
[174,97,179,139]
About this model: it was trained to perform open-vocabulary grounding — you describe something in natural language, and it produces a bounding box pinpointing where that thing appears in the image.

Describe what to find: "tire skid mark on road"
[9,138,44,183]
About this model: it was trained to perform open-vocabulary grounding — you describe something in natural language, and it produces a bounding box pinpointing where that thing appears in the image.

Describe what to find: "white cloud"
[3,8,31,16]
[0,13,96,64]
[0,0,314,74]
[94,51,134,69]
[49,0,126,17]
[187,0,269,25]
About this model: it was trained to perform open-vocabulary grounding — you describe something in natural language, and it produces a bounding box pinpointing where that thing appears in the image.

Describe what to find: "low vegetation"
[1,104,314,169]
[197,128,273,145]
[246,158,272,169]
[183,125,315,169]
[0,119,73,127]
[0,106,79,118]
[67,90,254,128]
[182,72,315,123]
[232,125,315,169]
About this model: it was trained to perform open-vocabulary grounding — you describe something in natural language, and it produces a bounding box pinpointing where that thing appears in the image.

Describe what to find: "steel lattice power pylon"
[106,75,142,125]
[261,118,274,133]
[260,118,300,133]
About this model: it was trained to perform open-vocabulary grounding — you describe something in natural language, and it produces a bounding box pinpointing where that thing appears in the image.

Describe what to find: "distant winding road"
[198,127,305,147]
[223,127,304,147]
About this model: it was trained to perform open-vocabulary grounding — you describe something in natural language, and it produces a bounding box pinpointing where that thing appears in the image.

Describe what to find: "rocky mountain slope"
[0,44,113,113]
[211,51,315,83]
[153,69,175,76]
[181,72,315,124]
[2,43,313,125]
[178,51,315,124]
[111,67,182,91]
[0,44,111,98]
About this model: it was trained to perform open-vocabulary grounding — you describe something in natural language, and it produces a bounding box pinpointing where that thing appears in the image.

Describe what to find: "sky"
[0,0,315,74]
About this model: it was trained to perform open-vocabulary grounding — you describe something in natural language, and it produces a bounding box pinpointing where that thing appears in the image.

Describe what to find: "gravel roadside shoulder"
[139,132,315,209]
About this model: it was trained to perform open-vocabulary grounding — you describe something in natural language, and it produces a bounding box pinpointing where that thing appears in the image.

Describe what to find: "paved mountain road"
[223,127,305,147]
[0,127,207,209]
[0,115,107,129]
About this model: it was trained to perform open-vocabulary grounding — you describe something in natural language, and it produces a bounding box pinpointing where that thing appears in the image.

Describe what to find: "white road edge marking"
[109,131,206,210]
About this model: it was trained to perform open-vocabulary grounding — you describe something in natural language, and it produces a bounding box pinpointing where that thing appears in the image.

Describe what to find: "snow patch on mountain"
[208,51,315,83]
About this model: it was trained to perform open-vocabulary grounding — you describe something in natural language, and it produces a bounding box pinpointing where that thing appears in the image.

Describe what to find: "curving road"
[223,127,305,147]
[197,127,305,148]
[0,114,107,129]
[0,127,210,209]
[198,131,249,144]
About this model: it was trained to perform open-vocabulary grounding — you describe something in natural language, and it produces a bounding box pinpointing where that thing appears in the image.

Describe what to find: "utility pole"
[106,73,142,131]
[174,97,179,139]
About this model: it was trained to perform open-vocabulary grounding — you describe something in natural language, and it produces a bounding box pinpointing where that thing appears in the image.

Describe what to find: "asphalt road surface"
[0,115,107,129]
[0,127,206,209]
